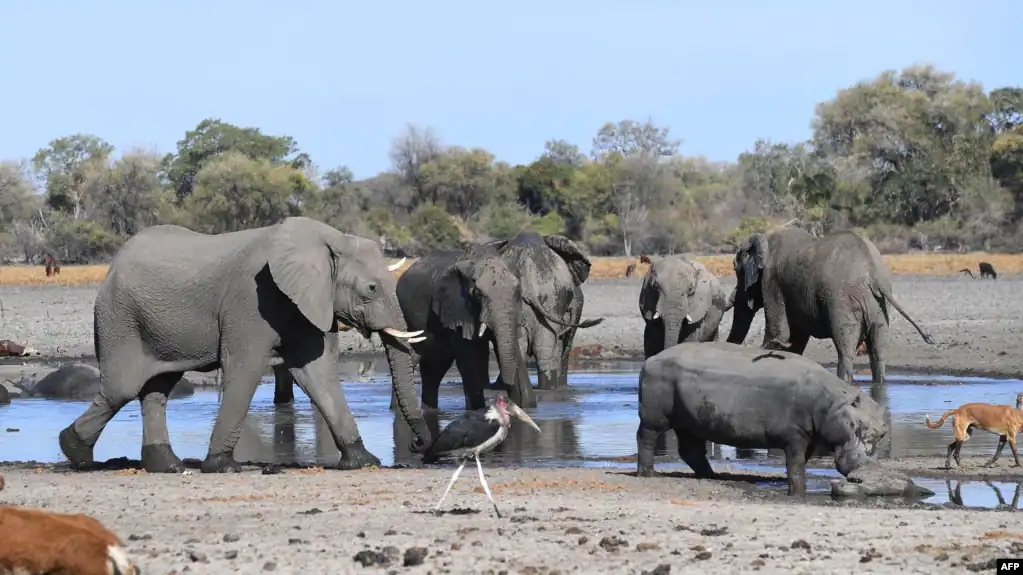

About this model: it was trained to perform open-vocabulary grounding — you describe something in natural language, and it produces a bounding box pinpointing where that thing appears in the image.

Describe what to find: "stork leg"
[474,454,501,518]
[434,459,468,514]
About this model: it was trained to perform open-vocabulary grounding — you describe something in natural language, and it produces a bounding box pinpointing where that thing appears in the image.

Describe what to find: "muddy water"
[2,366,1022,508]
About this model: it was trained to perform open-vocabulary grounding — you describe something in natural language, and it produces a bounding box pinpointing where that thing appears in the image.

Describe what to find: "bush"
[409,203,461,251]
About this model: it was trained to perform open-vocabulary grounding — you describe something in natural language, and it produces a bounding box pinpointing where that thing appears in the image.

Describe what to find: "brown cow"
[0,505,139,575]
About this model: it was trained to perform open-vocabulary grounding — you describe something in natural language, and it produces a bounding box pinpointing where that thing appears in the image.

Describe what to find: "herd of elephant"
[52,217,936,476]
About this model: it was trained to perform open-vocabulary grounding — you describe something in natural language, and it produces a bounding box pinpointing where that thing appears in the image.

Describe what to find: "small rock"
[577,536,588,545]
[936,552,950,562]
[690,545,706,552]
[261,465,281,475]
[187,551,207,563]
[694,551,712,561]
[450,543,462,551]
[636,542,660,552]
[128,534,152,541]
[790,540,811,551]
[700,526,728,537]
[184,538,200,544]
[384,528,397,536]
[564,527,583,535]
[223,533,240,543]
[353,550,390,567]
[224,550,238,560]
[262,561,277,571]
[599,536,627,551]
[403,547,428,567]
[287,538,305,545]
[356,531,366,538]
[641,565,671,575]
[751,559,765,568]
[298,508,322,515]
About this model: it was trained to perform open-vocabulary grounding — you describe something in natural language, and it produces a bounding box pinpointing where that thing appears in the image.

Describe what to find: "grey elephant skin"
[396,244,536,410]
[19,364,194,400]
[639,255,732,358]
[726,227,935,384]
[636,342,888,496]
[0,384,8,405]
[486,232,604,391]
[58,216,430,475]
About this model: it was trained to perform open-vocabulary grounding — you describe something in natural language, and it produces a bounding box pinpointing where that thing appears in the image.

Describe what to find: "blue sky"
[0,0,1018,179]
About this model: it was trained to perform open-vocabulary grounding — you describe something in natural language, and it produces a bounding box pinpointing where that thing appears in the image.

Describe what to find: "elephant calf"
[638,254,732,358]
[637,342,891,496]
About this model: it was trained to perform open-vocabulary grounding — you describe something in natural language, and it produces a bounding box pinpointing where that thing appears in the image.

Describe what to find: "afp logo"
[999,559,1023,571]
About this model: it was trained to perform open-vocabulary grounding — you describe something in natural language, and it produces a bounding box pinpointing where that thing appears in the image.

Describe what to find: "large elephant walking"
[486,232,604,390]
[638,254,732,358]
[58,217,431,474]
[396,244,541,410]
[726,227,936,384]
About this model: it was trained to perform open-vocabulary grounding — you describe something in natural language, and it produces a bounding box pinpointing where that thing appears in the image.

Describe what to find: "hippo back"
[646,341,839,390]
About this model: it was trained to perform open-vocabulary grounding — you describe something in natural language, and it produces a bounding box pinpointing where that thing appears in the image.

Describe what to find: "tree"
[32,134,114,220]
[389,124,443,210]
[409,202,461,250]
[162,118,300,199]
[0,160,38,228]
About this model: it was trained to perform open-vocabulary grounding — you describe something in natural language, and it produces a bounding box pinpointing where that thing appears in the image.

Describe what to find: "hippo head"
[820,390,888,476]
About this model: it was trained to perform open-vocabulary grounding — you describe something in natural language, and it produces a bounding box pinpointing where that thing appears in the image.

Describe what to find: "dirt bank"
[0,464,1019,574]
[1,274,1020,379]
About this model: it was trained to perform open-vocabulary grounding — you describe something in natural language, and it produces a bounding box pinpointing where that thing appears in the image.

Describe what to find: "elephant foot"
[636,466,660,478]
[767,338,792,350]
[200,453,243,473]
[338,438,382,470]
[59,426,94,470]
[141,444,185,473]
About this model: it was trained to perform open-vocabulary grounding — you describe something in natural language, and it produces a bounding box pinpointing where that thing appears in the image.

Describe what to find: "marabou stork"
[423,395,541,517]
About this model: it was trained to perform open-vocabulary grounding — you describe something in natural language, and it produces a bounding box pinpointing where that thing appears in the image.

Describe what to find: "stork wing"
[422,410,495,463]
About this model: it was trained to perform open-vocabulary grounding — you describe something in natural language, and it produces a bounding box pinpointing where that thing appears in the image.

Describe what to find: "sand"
[2,275,1022,574]
[1,462,1021,574]
[1,274,1020,377]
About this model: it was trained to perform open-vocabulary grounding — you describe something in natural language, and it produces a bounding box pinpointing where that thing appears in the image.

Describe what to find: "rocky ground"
[1,462,1021,574]
[1,273,1021,378]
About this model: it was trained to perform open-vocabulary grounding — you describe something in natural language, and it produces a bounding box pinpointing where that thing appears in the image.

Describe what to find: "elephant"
[57,216,431,474]
[638,254,733,358]
[396,244,539,411]
[0,384,8,405]
[485,232,604,391]
[726,227,936,385]
[17,363,195,401]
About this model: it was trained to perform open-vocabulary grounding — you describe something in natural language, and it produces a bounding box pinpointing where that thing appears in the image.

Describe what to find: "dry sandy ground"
[2,462,1023,575]
[1,274,1021,379]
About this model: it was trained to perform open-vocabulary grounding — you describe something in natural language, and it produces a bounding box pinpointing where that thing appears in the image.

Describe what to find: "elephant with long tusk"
[58,217,433,474]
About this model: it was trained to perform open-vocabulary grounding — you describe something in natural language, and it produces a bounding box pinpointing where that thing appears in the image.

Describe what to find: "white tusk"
[652,312,660,320]
[408,336,427,344]
[685,314,693,323]
[478,322,488,337]
[382,327,425,339]
[22,347,40,356]
[387,257,407,272]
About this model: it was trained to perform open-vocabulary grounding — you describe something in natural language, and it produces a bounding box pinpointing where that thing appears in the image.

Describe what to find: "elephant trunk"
[380,296,430,449]
[662,308,687,351]
[493,312,536,408]
[726,290,756,345]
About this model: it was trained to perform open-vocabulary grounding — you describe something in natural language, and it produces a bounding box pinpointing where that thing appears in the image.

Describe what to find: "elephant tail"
[925,410,956,429]
[870,283,936,346]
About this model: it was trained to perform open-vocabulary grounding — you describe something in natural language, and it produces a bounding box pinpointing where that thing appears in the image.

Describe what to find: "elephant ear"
[688,266,714,323]
[741,233,768,291]
[432,260,478,340]
[268,217,337,332]
[544,235,591,284]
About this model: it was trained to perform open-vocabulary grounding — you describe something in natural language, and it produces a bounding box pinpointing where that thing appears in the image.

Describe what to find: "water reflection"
[923,478,1023,509]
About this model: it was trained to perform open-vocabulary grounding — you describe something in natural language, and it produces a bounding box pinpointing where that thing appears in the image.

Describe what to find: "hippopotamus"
[636,341,926,497]
[17,363,196,400]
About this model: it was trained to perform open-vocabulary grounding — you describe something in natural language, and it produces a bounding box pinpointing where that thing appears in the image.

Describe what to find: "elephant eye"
[366,283,378,295]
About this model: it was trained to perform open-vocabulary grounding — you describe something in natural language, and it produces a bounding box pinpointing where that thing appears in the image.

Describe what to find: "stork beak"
[509,404,541,433]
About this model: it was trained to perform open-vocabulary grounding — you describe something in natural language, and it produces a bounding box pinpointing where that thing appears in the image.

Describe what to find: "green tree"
[32,134,114,219]
[409,202,461,250]
[163,118,300,199]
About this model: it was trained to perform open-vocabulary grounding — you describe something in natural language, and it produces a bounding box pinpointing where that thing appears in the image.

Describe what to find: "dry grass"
[0,264,109,287]
[3,252,1019,287]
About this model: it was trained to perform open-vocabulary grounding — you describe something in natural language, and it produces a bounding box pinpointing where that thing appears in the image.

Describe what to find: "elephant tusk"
[685,314,693,323]
[407,336,427,344]
[478,322,488,337]
[652,311,660,320]
[382,327,425,339]
[387,257,407,272]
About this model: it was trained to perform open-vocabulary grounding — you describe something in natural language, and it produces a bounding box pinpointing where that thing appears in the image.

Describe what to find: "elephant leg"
[643,320,665,359]
[273,403,298,463]
[201,353,266,473]
[761,282,792,348]
[420,347,455,411]
[534,327,564,391]
[866,322,889,386]
[454,339,491,411]
[60,355,147,469]
[831,315,861,384]
[674,427,714,478]
[139,371,185,473]
[288,338,381,470]
[785,332,811,355]
[273,364,295,405]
